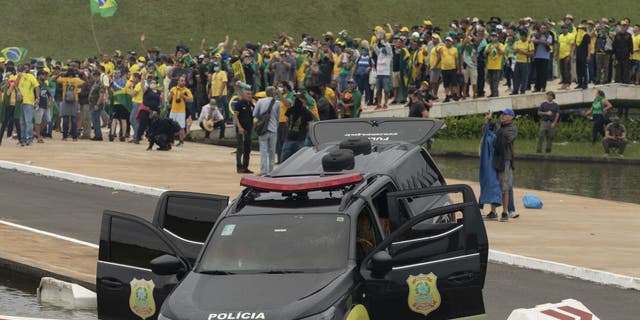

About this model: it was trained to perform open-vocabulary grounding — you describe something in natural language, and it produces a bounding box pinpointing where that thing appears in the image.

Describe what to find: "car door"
[152,191,229,263]
[360,184,488,320]
[97,210,189,320]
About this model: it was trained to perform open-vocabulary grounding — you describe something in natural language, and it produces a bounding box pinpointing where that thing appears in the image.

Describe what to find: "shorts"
[632,60,640,74]
[34,108,50,124]
[112,104,130,120]
[442,70,458,87]
[429,69,442,83]
[463,66,478,85]
[391,71,401,88]
[375,75,391,95]
[169,112,186,129]
[497,166,512,193]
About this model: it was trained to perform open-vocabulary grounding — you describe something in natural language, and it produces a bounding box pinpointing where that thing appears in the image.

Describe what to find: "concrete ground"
[0,133,638,280]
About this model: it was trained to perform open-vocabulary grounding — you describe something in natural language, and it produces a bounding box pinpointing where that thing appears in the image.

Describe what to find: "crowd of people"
[0,14,637,165]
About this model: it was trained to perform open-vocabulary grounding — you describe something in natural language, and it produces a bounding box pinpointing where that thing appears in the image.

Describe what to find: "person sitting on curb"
[603,118,627,157]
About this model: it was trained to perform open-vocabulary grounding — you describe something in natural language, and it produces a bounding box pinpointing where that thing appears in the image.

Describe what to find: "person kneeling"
[602,119,627,156]
[147,112,181,151]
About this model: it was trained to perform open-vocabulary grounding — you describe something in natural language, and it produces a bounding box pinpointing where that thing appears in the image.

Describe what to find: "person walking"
[584,90,613,144]
[536,92,560,153]
[492,108,518,222]
[253,87,280,176]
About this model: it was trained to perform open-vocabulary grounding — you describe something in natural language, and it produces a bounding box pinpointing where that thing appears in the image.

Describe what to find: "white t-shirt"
[199,103,223,122]
[376,52,392,76]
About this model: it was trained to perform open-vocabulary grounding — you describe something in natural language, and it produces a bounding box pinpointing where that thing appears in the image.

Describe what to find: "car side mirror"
[150,255,186,275]
[368,250,393,277]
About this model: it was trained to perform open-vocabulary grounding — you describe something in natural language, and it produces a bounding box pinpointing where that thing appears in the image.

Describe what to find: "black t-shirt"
[285,106,313,141]
[143,89,162,111]
[235,99,255,130]
[539,101,559,121]
[38,84,50,109]
[408,101,427,118]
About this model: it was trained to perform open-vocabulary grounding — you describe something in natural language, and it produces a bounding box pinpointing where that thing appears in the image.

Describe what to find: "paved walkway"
[0,135,638,283]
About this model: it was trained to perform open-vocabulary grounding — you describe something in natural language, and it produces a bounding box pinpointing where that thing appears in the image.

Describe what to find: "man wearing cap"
[575,24,592,89]
[484,32,505,97]
[428,34,444,98]
[491,108,518,222]
[612,20,634,84]
[441,36,461,102]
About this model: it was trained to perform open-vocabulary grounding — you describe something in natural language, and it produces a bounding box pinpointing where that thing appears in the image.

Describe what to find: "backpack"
[65,84,76,103]
[254,97,276,136]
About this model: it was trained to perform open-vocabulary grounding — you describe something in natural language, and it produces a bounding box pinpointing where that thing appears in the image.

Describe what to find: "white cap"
[445,36,453,41]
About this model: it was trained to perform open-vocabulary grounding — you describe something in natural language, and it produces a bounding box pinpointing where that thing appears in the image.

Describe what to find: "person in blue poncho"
[479,111,502,217]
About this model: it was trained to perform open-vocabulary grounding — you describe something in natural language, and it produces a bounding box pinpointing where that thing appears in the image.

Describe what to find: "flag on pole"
[90,0,118,18]
[1,47,28,62]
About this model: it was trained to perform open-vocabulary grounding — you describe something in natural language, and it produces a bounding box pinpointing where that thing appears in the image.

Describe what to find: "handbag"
[254,97,276,136]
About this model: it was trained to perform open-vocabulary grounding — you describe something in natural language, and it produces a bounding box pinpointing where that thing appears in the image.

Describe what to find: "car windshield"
[197,214,350,273]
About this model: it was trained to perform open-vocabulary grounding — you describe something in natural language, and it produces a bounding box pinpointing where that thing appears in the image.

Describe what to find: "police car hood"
[163,269,352,319]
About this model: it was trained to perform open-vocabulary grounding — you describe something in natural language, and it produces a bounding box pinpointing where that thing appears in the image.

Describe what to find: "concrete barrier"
[507,298,600,320]
[37,277,96,310]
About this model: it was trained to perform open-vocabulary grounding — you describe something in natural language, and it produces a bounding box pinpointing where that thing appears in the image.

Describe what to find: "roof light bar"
[240,173,364,192]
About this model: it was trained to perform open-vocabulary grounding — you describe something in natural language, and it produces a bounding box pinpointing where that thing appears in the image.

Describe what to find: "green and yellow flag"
[1,47,28,62]
[90,0,118,18]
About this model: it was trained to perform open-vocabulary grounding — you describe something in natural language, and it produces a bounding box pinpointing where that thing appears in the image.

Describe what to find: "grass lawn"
[0,1,638,58]
[431,138,640,159]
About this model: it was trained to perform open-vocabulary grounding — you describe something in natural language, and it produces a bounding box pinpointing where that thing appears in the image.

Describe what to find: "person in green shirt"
[340,79,362,118]
[583,90,613,144]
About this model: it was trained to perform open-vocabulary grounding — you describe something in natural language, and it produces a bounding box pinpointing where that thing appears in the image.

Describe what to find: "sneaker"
[109,134,115,142]
[119,136,125,142]
[382,105,388,109]
[176,141,184,147]
[244,168,254,174]
[91,137,103,141]
[500,212,509,222]
[509,212,520,219]
[484,212,498,220]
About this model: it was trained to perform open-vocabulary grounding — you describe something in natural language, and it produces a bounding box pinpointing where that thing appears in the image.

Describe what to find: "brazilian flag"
[90,0,118,18]
[1,47,28,63]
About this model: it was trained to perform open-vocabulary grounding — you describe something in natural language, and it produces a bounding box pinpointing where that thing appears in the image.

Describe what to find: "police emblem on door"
[129,278,156,319]
[406,273,441,317]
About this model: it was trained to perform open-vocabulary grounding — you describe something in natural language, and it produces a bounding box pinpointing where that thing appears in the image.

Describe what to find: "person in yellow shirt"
[209,61,228,138]
[513,29,535,94]
[129,72,144,142]
[168,75,193,146]
[632,24,640,84]
[100,53,115,76]
[53,68,85,141]
[429,34,444,98]
[484,32,505,97]
[555,25,575,89]
[441,37,461,102]
[14,65,41,145]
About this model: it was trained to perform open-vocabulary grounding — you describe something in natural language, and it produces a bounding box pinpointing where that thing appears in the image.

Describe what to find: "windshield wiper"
[199,270,236,275]
[260,270,304,274]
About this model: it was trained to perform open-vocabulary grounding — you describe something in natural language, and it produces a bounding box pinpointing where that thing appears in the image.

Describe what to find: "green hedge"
[436,115,639,142]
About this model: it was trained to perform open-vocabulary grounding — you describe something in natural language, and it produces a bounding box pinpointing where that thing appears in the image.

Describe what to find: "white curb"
[1,160,639,290]
[0,160,166,197]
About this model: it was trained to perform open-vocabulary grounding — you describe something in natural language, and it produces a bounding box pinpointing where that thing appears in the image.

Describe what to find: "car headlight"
[299,306,337,320]
[158,314,175,320]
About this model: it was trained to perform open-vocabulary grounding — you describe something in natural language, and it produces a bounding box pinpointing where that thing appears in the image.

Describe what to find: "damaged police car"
[97,118,489,320]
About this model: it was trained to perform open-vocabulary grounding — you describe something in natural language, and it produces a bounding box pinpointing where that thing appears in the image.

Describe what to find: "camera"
[176,98,182,103]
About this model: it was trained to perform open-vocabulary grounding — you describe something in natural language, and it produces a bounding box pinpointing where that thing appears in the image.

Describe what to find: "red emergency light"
[240,173,364,192]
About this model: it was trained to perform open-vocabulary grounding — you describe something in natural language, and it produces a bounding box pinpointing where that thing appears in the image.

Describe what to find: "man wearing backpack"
[354,48,373,107]
[54,68,85,141]
[252,86,280,176]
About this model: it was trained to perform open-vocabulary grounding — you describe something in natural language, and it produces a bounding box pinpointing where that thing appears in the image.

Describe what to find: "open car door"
[152,191,229,263]
[360,185,488,320]
[97,211,190,320]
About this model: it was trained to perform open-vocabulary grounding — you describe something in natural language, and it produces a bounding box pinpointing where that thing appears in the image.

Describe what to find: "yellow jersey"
[485,43,505,71]
[440,47,458,70]
[513,40,534,63]
[633,34,640,61]
[169,86,192,113]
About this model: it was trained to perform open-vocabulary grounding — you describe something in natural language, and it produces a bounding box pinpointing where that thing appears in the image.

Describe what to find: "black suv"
[96,118,489,320]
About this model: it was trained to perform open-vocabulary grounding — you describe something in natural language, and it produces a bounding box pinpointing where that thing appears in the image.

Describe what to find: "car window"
[109,216,175,269]
[198,214,350,273]
[162,195,226,243]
